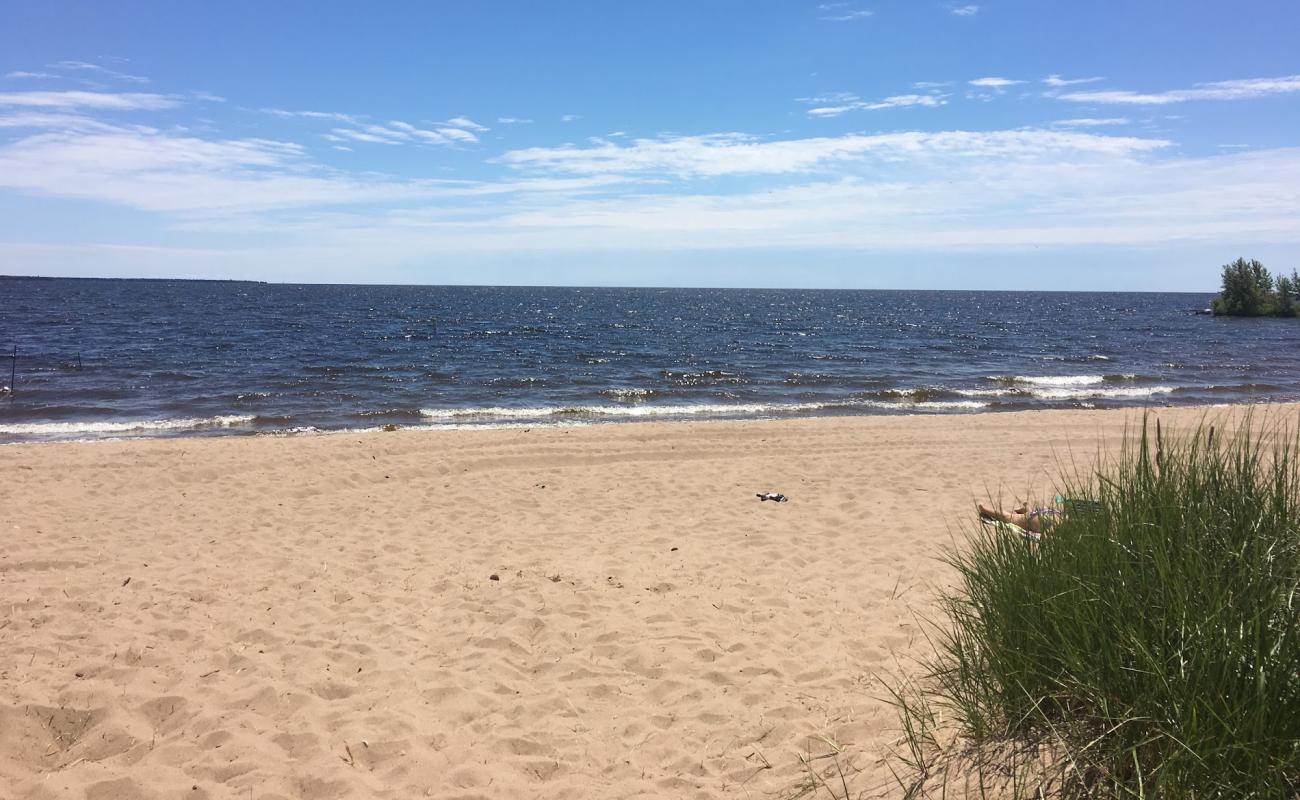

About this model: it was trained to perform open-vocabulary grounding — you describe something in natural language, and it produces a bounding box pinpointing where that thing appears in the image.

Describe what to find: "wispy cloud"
[5,71,59,80]
[800,91,858,104]
[1044,74,1104,87]
[913,81,953,89]
[5,111,1299,270]
[0,111,153,133]
[0,127,431,213]
[560,114,581,122]
[51,60,150,84]
[438,126,480,143]
[0,91,178,110]
[1052,117,1130,127]
[325,127,399,145]
[967,77,1025,101]
[806,93,947,117]
[260,108,358,122]
[1061,75,1300,105]
[949,5,980,16]
[324,119,479,146]
[818,3,873,20]
[495,129,1170,177]
[259,108,480,146]
[3,64,1298,274]
[445,116,488,131]
[497,117,534,124]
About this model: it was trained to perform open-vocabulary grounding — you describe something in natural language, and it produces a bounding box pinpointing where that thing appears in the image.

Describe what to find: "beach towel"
[981,517,1043,542]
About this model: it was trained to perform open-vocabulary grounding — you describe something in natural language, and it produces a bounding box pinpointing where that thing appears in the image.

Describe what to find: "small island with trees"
[1212,257,1299,317]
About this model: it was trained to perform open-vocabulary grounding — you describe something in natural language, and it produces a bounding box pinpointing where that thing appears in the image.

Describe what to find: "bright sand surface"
[2,403,1294,800]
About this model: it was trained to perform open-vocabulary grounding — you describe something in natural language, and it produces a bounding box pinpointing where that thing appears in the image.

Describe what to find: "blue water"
[0,278,1294,443]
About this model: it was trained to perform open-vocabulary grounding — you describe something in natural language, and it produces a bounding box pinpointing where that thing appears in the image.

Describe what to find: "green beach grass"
[892,415,1300,798]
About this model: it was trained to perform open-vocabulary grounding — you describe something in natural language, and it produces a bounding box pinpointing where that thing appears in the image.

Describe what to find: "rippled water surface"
[1,278,1293,442]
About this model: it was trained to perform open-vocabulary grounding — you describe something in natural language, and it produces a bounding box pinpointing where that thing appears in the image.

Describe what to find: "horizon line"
[0,274,1219,294]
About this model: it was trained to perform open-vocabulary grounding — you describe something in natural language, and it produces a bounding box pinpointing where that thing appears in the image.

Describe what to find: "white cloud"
[1044,74,1104,87]
[318,119,478,146]
[799,91,858,104]
[1061,75,1300,105]
[403,146,1300,253]
[807,93,947,117]
[0,91,178,110]
[497,117,534,124]
[2,73,1297,271]
[258,108,481,146]
[950,5,980,16]
[437,127,479,143]
[821,8,873,21]
[913,81,952,89]
[326,127,401,145]
[131,144,1300,263]
[560,114,580,122]
[0,114,635,217]
[261,108,358,122]
[968,77,1024,88]
[445,116,488,131]
[1052,117,1130,127]
[496,129,1170,177]
[0,128,437,212]
[0,111,153,133]
[51,60,150,84]
[5,71,59,80]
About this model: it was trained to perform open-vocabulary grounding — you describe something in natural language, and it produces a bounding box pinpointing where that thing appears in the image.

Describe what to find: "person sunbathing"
[977,501,1063,533]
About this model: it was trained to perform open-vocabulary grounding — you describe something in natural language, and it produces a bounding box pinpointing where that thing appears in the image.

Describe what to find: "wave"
[0,414,255,437]
[420,398,987,421]
[967,374,1174,401]
[1034,386,1175,400]
[992,374,1137,387]
[1042,354,1112,363]
[955,374,1169,400]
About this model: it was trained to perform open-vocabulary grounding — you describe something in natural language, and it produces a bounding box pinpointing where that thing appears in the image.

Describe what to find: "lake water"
[2,278,1291,443]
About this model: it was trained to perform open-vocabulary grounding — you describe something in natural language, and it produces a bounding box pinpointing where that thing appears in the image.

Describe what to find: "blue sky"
[1,1,1298,289]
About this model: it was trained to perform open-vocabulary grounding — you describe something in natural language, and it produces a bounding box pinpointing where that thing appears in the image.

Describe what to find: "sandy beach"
[2,403,1292,800]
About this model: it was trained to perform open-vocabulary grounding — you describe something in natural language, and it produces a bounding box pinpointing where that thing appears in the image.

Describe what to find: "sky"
[0,1,1298,290]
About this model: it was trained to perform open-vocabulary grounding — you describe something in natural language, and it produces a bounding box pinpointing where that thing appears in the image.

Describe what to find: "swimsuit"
[1027,507,1063,531]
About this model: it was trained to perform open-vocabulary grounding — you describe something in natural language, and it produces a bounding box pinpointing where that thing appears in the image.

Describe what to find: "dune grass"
[892,416,1300,798]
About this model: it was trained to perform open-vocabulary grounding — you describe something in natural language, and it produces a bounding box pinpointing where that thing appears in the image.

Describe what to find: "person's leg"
[978,502,1038,530]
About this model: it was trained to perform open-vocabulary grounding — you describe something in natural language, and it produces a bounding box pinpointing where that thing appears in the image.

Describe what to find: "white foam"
[955,388,1023,398]
[963,378,1171,401]
[420,398,987,421]
[1009,375,1108,387]
[1033,386,1174,400]
[0,414,255,437]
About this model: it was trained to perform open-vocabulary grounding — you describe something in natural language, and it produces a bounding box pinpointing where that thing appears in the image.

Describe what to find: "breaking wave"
[0,414,256,439]
[419,398,987,422]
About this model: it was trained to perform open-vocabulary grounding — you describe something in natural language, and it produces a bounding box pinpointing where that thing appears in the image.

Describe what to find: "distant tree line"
[1212,258,1299,317]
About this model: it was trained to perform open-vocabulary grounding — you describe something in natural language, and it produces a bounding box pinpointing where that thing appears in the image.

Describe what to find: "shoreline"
[3,401,1297,798]
[0,396,1284,447]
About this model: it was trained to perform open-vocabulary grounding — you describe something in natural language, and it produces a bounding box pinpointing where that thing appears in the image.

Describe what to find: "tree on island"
[1212,257,1300,317]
